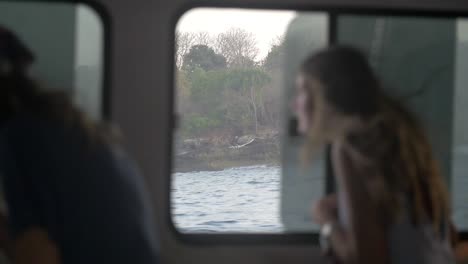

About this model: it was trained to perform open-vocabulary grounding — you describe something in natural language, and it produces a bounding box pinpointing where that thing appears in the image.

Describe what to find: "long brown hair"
[300,45,450,235]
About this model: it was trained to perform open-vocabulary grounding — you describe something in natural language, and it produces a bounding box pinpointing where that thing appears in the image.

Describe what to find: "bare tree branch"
[175,31,196,69]
[194,31,212,46]
[175,31,216,69]
[215,28,259,68]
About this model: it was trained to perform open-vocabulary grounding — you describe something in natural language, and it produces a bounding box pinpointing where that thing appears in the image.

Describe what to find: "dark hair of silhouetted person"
[0,25,110,144]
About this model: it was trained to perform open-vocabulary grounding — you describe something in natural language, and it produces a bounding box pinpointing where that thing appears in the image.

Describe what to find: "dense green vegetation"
[175,28,284,141]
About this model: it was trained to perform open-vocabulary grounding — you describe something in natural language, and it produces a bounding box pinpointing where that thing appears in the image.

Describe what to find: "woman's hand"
[312,194,354,263]
[312,193,338,225]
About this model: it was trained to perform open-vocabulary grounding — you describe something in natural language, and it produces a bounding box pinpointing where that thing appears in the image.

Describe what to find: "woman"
[0,26,159,263]
[292,46,455,263]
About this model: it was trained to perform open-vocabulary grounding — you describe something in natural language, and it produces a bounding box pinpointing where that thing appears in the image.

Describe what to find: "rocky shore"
[173,133,280,172]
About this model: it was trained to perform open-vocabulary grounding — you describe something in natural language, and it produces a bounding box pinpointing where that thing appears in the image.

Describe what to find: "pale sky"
[76,5,103,67]
[177,8,296,60]
[458,20,468,42]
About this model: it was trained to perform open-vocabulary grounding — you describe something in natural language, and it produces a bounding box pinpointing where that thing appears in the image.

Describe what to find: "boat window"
[172,8,328,233]
[334,14,467,231]
[172,8,468,237]
[453,19,468,231]
[0,1,105,120]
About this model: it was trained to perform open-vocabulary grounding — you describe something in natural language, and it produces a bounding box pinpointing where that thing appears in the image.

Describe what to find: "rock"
[199,138,210,146]
[237,135,256,145]
[183,139,200,149]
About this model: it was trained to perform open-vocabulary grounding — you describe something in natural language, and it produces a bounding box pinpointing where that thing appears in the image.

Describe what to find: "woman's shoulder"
[5,113,114,148]
[3,114,79,142]
[1,113,143,190]
[1,113,117,169]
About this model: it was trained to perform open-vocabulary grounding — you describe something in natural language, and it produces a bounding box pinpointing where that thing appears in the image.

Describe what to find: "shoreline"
[173,160,279,173]
[174,134,281,173]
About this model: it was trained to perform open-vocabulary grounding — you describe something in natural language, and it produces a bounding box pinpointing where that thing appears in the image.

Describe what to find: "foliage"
[222,68,270,94]
[175,29,284,139]
[175,69,191,113]
[215,28,259,68]
[181,114,221,136]
[183,45,227,72]
[175,31,213,69]
[263,43,285,72]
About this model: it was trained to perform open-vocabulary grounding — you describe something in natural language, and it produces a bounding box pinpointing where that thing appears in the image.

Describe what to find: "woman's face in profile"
[293,73,316,134]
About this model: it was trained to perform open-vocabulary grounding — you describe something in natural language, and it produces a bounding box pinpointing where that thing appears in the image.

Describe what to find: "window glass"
[453,19,468,231]
[335,14,468,231]
[0,2,104,120]
[74,5,104,120]
[172,8,328,233]
[336,15,455,184]
[281,13,328,233]
[172,10,468,235]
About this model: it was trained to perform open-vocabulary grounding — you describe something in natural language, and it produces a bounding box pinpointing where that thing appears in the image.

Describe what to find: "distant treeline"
[175,28,284,141]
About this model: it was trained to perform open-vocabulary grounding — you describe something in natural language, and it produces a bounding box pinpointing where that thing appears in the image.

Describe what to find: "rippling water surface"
[172,148,468,233]
[172,165,283,233]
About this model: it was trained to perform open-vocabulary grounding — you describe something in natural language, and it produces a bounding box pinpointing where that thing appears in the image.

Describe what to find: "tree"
[260,73,282,130]
[222,88,252,134]
[188,68,227,124]
[263,35,285,72]
[224,68,271,134]
[215,28,259,68]
[183,45,227,72]
[175,31,196,69]
[175,69,191,114]
[258,36,285,130]
[193,31,211,46]
[175,31,215,69]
